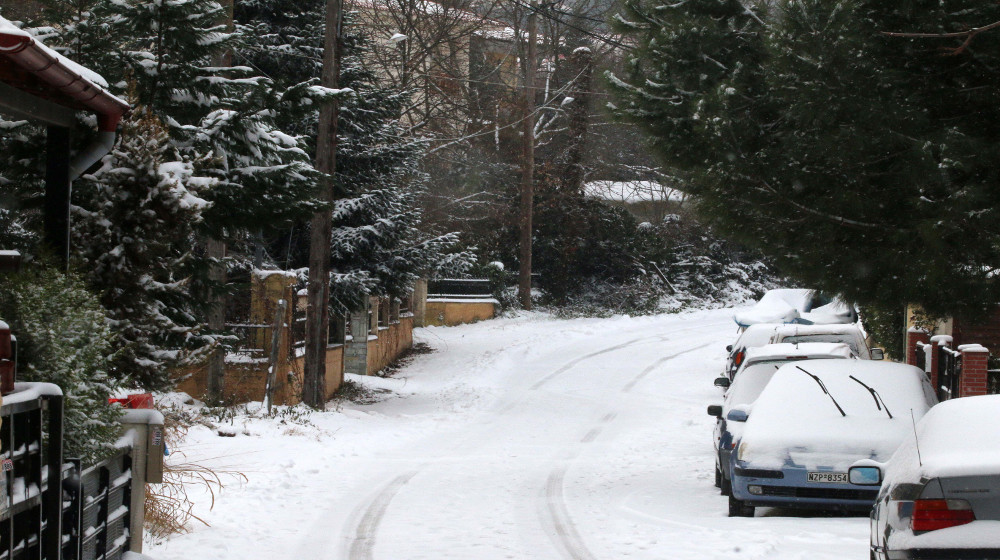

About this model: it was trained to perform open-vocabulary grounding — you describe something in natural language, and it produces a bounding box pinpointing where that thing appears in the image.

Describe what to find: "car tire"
[720,474,731,496]
[714,466,722,488]
[728,495,754,518]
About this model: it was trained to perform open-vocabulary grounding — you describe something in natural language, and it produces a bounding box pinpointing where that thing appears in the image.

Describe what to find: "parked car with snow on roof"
[708,343,856,495]
[727,360,936,517]
[860,394,1000,560]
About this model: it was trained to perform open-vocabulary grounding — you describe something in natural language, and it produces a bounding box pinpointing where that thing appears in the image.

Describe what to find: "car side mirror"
[726,344,733,352]
[848,466,882,486]
[870,348,885,361]
[714,377,731,389]
[726,409,748,422]
[707,405,723,418]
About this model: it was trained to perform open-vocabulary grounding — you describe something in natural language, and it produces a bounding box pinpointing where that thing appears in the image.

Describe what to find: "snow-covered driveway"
[150,308,869,559]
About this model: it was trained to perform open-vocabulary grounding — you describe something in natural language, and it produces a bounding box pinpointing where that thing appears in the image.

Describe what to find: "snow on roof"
[0,16,110,89]
[770,323,865,337]
[743,342,855,362]
[738,360,932,470]
[583,180,686,204]
[884,394,1000,484]
[734,289,856,328]
[733,322,782,348]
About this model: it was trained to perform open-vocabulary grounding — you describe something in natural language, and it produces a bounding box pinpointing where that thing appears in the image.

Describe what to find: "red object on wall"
[109,393,154,409]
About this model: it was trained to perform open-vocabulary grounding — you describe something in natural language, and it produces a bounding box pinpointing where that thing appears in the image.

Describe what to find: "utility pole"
[205,0,235,404]
[303,0,343,409]
[518,0,538,310]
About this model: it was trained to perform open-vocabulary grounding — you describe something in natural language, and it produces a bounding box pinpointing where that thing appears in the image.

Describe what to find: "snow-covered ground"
[148,308,869,559]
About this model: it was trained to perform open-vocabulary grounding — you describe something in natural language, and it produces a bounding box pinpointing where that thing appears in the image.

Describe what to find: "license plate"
[807,472,848,484]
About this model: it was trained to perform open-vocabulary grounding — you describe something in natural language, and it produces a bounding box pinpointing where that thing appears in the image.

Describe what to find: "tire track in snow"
[346,470,421,560]
[530,319,727,391]
[539,333,723,560]
[542,464,600,560]
[530,337,648,390]
[620,341,716,393]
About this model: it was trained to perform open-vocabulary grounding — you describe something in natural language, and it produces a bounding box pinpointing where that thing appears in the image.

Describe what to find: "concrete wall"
[424,299,495,327]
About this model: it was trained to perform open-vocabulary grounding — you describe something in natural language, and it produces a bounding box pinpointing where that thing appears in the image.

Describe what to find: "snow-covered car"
[860,395,1000,560]
[724,323,782,380]
[728,360,936,518]
[708,343,856,496]
[768,323,883,361]
[733,289,857,329]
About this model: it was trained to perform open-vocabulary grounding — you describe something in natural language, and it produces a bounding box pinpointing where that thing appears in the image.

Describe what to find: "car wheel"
[869,550,876,560]
[728,495,754,518]
[720,474,731,496]
[714,466,722,488]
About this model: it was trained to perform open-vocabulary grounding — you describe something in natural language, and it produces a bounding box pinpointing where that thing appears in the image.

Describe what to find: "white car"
[724,323,782,379]
[859,395,1000,560]
[769,323,883,360]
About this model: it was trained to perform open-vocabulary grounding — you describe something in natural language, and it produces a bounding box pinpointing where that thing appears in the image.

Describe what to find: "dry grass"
[144,406,248,539]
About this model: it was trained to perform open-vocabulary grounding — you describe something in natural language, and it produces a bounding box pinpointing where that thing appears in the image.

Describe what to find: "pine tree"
[72,109,215,389]
[610,0,1000,319]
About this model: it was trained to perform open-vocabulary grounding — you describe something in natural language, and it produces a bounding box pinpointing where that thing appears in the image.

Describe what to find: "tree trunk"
[303,0,343,409]
[560,47,592,195]
[518,2,537,310]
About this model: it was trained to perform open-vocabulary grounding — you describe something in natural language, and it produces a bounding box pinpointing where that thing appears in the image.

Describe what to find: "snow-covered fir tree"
[233,9,471,304]
[72,109,215,389]
[0,266,123,463]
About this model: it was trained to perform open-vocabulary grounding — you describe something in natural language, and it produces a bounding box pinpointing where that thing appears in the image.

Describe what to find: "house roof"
[0,16,128,131]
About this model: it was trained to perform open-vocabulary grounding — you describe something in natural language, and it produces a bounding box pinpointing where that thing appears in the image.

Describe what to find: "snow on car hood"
[737,360,932,471]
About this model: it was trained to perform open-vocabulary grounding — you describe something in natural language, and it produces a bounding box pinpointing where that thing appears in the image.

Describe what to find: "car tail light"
[911,499,975,532]
[734,351,745,366]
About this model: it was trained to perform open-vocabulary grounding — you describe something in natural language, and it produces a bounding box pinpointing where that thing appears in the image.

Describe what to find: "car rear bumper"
[886,548,1000,560]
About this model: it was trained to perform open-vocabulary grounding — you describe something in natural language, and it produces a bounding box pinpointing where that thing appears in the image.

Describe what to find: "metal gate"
[938,345,962,401]
[0,388,134,560]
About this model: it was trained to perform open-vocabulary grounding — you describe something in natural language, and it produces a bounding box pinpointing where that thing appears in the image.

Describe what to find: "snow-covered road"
[150,308,869,559]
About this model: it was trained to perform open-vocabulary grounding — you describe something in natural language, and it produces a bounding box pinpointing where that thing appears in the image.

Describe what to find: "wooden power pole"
[303,0,343,409]
[518,1,538,310]
[205,0,235,404]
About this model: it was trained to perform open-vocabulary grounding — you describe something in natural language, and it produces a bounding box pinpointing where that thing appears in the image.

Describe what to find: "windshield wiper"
[849,375,893,419]
[795,366,846,417]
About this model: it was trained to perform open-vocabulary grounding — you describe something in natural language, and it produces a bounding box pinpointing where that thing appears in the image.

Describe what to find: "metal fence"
[427,279,492,298]
[0,388,136,560]
[937,345,962,402]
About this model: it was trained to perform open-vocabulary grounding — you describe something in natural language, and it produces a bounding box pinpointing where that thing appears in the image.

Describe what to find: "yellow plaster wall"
[424,300,495,327]
[366,317,414,374]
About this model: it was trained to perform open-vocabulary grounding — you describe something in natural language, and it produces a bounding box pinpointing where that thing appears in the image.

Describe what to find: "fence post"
[906,328,930,366]
[931,335,952,397]
[958,344,990,398]
[121,409,165,553]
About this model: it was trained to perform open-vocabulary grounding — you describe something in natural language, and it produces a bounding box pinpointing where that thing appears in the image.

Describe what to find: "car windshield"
[780,334,861,356]
[726,360,785,408]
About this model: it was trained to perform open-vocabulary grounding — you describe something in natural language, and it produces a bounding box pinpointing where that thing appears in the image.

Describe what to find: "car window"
[726,361,784,408]
[779,334,862,356]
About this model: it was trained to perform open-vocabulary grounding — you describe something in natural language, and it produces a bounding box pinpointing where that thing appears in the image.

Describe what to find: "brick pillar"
[906,329,930,367]
[958,345,989,398]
